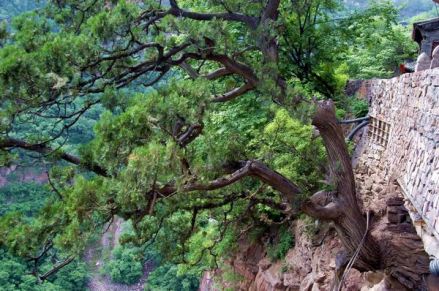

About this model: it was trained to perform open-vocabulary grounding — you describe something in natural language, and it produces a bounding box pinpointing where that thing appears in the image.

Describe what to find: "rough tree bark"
[304,100,381,271]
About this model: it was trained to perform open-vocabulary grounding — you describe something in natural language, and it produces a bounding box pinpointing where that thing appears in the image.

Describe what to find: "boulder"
[258,258,272,271]
[431,46,439,69]
[415,53,431,72]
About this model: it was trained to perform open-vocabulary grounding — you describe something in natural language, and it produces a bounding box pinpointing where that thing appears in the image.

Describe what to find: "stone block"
[431,46,439,69]
[387,197,405,206]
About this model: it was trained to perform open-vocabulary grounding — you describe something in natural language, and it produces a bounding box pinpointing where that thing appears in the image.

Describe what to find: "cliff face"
[201,69,439,290]
[200,217,429,290]
[200,220,367,291]
[0,165,47,186]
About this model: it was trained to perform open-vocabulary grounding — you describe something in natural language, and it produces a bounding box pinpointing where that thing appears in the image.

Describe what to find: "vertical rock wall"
[354,68,439,246]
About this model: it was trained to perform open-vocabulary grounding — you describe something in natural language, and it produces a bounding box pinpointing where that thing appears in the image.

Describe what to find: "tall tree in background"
[0,0,425,288]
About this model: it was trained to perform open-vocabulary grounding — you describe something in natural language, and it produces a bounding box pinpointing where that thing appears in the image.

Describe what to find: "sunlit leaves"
[258,108,326,193]
[116,141,181,212]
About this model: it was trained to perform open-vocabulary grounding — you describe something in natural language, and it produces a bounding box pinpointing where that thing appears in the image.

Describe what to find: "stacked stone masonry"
[354,68,439,241]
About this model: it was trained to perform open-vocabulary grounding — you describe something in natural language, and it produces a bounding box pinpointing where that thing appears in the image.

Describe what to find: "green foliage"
[258,108,326,194]
[267,225,295,262]
[0,177,107,289]
[105,245,143,285]
[340,23,417,79]
[351,98,369,118]
[0,180,89,291]
[279,0,345,96]
[0,248,88,291]
[280,0,418,97]
[144,263,200,291]
[103,220,204,288]
[0,182,51,216]
[48,260,89,291]
[344,0,435,20]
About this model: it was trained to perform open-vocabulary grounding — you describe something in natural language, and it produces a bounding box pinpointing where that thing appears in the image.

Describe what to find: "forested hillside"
[0,0,43,19]
[344,0,436,20]
[0,0,434,290]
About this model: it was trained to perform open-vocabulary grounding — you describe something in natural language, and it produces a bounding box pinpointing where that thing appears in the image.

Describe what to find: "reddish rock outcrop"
[0,165,48,186]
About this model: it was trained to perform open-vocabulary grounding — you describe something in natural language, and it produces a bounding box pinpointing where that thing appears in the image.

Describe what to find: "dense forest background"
[344,0,437,19]
[0,0,436,290]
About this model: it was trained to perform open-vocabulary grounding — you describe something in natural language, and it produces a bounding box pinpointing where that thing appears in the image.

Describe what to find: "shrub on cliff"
[267,225,295,262]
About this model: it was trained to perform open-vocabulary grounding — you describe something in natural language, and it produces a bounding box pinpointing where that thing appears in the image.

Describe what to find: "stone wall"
[354,68,439,247]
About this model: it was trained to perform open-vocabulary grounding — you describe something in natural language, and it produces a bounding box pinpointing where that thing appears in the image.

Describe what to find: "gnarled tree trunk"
[304,101,430,290]
[304,100,381,272]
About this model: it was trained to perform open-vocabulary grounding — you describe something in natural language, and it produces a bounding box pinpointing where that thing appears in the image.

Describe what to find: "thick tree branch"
[171,51,259,102]
[179,61,200,79]
[261,0,281,21]
[212,83,253,102]
[177,52,259,86]
[302,190,339,218]
[169,0,258,28]
[39,256,75,281]
[204,67,232,80]
[0,138,108,177]
[156,160,301,206]
[206,54,259,85]
[247,161,300,204]
[312,101,357,205]
[177,124,203,147]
